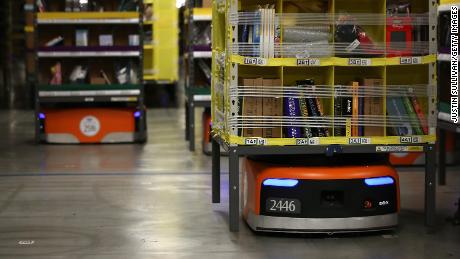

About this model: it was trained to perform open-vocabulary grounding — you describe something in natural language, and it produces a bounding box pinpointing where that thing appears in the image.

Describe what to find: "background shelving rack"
[211,0,439,232]
[143,0,178,84]
[184,0,213,151]
[33,0,146,143]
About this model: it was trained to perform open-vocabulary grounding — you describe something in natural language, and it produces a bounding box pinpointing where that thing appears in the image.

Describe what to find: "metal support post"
[438,129,446,185]
[425,145,437,228]
[212,137,221,203]
[228,147,239,232]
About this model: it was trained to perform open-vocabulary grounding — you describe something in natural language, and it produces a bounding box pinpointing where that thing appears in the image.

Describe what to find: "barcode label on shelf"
[376,146,424,152]
[244,138,267,145]
[400,57,422,65]
[243,57,267,66]
[348,58,371,66]
[400,136,423,144]
[296,59,320,66]
[348,137,371,144]
[308,138,320,145]
[296,139,309,145]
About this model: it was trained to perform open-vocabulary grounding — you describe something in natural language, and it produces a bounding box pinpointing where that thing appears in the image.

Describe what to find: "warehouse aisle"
[0,109,459,258]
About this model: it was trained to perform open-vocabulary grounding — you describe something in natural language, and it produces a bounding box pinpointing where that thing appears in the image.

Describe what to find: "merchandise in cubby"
[33,0,146,144]
[386,64,432,137]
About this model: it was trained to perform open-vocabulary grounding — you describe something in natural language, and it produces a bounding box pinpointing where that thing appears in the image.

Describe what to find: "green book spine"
[402,96,423,135]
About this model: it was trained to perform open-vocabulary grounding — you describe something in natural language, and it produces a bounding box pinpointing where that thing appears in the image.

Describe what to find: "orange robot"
[242,154,400,233]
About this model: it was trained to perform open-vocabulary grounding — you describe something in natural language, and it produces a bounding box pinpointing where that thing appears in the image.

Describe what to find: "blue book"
[241,25,249,43]
[394,97,412,135]
[387,97,410,136]
[284,97,301,138]
[252,10,261,57]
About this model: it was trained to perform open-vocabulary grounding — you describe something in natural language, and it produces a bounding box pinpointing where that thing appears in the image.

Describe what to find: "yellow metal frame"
[440,0,460,5]
[143,0,178,83]
[230,55,437,67]
[37,12,139,19]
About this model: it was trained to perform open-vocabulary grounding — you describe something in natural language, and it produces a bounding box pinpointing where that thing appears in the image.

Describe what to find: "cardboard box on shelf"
[263,79,282,138]
[363,78,384,136]
[99,35,114,46]
[202,0,212,8]
[90,77,106,85]
[242,78,263,137]
[75,29,88,47]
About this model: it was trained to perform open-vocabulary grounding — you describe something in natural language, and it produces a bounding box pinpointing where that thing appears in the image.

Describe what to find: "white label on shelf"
[400,136,423,143]
[258,138,267,145]
[296,59,320,66]
[243,57,267,66]
[400,136,413,143]
[296,139,309,145]
[349,137,371,144]
[308,138,320,145]
[80,116,100,137]
[84,97,95,102]
[245,138,258,145]
[400,57,422,65]
[348,58,371,66]
[412,136,422,143]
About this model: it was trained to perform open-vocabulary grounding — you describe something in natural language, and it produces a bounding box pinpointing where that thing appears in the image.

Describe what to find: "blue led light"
[134,111,142,118]
[364,177,395,186]
[263,178,299,187]
[38,113,45,119]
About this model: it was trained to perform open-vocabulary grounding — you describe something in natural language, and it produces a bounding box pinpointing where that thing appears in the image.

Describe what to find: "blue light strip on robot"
[364,177,395,186]
[263,179,299,187]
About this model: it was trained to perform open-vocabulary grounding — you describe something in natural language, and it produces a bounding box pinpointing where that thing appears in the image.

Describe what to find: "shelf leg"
[228,147,239,232]
[438,129,446,186]
[212,137,221,203]
[189,101,195,151]
[185,101,190,141]
[425,145,437,228]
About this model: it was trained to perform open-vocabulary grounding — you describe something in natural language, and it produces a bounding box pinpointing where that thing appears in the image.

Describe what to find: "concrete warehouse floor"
[0,109,459,258]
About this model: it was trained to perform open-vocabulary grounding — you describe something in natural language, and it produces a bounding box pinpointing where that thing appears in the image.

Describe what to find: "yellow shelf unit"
[212,0,438,147]
[143,0,179,83]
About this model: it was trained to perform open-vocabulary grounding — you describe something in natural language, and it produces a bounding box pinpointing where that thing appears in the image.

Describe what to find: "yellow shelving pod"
[211,0,438,232]
[143,0,178,83]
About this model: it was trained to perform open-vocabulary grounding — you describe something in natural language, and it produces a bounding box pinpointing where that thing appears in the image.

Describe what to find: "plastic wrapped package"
[283,26,330,43]
[282,40,332,58]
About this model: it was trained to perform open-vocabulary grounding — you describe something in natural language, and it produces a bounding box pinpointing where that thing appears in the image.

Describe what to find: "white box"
[99,34,113,46]
[128,34,140,46]
[75,29,88,46]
